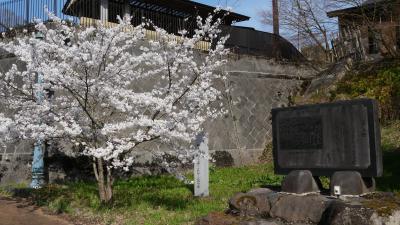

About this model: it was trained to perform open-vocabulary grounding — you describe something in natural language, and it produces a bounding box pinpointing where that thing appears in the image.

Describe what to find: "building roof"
[327,0,394,18]
[62,0,250,24]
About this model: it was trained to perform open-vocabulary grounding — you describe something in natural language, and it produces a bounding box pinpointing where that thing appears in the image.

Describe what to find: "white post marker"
[194,133,209,197]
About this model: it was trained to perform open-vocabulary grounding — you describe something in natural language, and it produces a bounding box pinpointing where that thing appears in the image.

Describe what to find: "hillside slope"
[296,58,400,123]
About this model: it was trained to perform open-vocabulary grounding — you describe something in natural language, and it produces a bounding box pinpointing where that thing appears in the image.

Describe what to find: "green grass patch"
[376,121,400,193]
[2,164,282,225]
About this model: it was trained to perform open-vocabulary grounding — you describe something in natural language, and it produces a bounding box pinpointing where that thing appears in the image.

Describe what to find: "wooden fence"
[331,27,366,61]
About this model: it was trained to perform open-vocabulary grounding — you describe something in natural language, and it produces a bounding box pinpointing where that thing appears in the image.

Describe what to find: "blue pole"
[30,140,45,188]
[30,32,45,189]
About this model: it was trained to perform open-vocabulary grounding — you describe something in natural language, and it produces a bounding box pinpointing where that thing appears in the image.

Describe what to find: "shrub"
[334,65,400,122]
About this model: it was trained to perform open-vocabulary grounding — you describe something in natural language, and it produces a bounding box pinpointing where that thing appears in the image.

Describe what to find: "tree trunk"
[94,158,113,204]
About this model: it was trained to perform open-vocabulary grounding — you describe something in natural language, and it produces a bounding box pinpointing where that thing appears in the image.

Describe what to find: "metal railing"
[0,0,211,51]
[81,16,211,51]
[0,0,196,34]
[0,0,77,32]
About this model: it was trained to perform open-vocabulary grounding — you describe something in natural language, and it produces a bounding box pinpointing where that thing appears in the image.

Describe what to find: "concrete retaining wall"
[0,51,317,185]
[205,55,315,166]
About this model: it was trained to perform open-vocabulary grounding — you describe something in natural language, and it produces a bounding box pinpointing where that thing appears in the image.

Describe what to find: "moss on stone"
[362,193,400,216]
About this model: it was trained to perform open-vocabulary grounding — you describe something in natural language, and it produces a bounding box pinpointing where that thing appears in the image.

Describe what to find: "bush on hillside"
[333,64,400,122]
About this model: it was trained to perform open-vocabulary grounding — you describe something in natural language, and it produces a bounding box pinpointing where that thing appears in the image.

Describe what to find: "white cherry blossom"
[0,11,229,203]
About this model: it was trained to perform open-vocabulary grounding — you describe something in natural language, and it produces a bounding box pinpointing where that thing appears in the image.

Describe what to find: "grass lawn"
[377,121,400,193]
[1,164,283,225]
[1,122,400,225]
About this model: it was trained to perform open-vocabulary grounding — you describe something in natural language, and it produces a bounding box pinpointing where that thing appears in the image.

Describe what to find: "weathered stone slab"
[272,99,382,177]
[269,194,330,223]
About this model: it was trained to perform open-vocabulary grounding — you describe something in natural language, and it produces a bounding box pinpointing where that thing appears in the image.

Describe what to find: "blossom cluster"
[0,11,229,170]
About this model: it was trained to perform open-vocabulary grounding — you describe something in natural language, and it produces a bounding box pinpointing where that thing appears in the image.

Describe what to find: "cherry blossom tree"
[0,12,229,203]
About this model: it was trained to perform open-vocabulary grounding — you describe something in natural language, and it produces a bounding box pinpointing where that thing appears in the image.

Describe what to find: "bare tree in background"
[260,0,337,62]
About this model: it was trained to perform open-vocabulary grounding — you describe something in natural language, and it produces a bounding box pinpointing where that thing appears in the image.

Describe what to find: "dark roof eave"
[327,6,360,18]
[173,0,249,22]
[326,0,391,18]
[62,0,73,15]
[62,0,250,22]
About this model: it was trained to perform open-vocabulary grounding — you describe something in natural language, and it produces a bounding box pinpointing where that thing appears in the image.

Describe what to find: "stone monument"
[271,99,382,195]
[196,99,400,225]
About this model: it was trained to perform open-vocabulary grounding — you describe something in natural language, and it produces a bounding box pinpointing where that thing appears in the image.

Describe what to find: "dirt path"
[0,197,73,225]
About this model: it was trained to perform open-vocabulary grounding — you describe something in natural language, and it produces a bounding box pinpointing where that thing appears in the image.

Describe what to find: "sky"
[0,0,273,33]
[195,0,273,32]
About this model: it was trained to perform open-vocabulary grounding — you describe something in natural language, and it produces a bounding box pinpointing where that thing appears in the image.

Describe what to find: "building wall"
[0,50,316,185]
[337,8,400,58]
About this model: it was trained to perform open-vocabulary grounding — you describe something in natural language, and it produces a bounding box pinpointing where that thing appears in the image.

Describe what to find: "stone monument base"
[330,171,376,196]
[280,170,376,196]
[281,170,320,194]
[196,188,400,225]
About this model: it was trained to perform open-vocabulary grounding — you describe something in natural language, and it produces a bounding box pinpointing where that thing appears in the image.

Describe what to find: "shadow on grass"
[5,164,282,213]
[112,175,193,210]
[376,150,400,192]
[8,175,194,211]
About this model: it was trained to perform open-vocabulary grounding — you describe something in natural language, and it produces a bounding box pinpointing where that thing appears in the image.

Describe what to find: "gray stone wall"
[0,50,317,185]
[206,55,315,166]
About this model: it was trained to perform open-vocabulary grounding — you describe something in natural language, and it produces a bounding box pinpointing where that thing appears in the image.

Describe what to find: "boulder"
[222,188,400,225]
[269,194,330,223]
[320,201,375,225]
[239,218,285,225]
[195,212,239,225]
[362,192,400,224]
[196,213,305,225]
[370,210,400,225]
[281,170,319,194]
[229,189,272,217]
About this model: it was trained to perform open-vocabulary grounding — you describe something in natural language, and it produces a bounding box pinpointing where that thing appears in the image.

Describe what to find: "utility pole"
[272,0,279,35]
[272,0,281,59]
